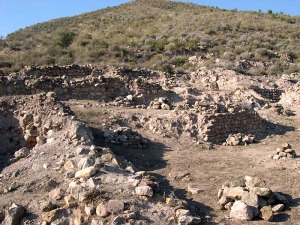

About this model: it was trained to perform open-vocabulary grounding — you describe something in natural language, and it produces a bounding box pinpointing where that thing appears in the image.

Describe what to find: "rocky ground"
[67,100,300,225]
[0,65,299,224]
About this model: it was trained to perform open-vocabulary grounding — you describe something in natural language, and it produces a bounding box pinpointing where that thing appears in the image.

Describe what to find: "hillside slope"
[1,0,300,75]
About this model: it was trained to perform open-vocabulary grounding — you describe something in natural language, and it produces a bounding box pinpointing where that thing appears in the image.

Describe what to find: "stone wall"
[0,65,166,105]
[200,110,264,144]
[143,109,265,144]
[252,87,284,102]
[22,65,95,77]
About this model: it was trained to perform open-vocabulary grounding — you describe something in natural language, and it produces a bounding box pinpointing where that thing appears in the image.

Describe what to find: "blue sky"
[1,0,300,38]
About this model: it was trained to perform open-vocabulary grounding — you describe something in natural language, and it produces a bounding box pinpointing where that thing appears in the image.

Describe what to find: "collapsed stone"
[218,176,289,222]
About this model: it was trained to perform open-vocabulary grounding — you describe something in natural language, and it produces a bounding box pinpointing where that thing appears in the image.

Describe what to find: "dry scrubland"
[1,0,300,75]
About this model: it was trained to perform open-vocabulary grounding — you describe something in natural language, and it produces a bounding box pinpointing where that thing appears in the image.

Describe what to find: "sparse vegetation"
[0,0,300,75]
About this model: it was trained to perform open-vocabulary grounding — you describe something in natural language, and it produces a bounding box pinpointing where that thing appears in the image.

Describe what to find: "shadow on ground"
[254,119,295,142]
[90,126,216,224]
[90,126,171,171]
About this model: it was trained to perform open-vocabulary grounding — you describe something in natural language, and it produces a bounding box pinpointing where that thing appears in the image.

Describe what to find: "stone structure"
[200,110,264,144]
[1,65,268,145]
[143,109,264,144]
[252,86,284,103]
[0,65,166,105]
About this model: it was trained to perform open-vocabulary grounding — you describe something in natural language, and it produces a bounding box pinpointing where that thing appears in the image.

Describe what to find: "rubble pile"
[271,143,297,160]
[148,97,172,110]
[218,176,289,222]
[105,95,135,107]
[0,94,201,224]
[104,127,149,148]
[223,133,255,146]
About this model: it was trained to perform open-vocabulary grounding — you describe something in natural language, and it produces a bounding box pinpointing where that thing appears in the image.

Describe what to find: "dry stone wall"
[143,109,265,144]
[22,65,95,77]
[252,87,284,103]
[200,110,264,144]
[0,65,166,105]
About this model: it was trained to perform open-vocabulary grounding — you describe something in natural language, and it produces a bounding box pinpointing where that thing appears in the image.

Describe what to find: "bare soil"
[66,100,300,225]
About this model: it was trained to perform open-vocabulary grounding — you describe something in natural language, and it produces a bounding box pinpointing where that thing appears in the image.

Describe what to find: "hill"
[1,0,300,75]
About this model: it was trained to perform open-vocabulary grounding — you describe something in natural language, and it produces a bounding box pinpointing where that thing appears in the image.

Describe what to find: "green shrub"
[56,30,76,48]
[160,63,173,73]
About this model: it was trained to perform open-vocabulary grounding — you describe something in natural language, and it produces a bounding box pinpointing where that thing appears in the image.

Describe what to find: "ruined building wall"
[0,65,166,104]
[143,110,265,144]
[200,110,264,144]
[252,87,284,102]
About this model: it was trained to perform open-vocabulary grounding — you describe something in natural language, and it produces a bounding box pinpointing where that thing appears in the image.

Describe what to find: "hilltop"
[1,0,300,75]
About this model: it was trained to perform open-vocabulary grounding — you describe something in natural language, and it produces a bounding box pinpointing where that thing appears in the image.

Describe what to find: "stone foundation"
[252,87,283,102]
[200,110,264,144]
[0,65,166,105]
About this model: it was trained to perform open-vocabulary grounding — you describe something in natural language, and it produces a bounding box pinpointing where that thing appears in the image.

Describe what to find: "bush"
[160,63,173,73]
[172,57,186,67]
[56,30,76,48]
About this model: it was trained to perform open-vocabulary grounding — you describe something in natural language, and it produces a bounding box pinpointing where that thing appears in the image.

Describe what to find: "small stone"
[222,187,246,200]
[84,205,95,216]
[63,160,76,171]
[187,185,202,195]
[260,206,273,221]
[279,152,287,157]
[276,147,284,153]
[43,163,50,169]
[284,148,293,153]
[218,196,231,209]
[251,187,272,197]
[75,166,97,179]
[91,219,104,225]
[217,189,223,199]
[282,143,291,150]
[241,191,259,208]
[64,195,77,208]
[76,146,89,155]
[126,95,133,101]
[272,204,285,212]
[65,170,75,179]
[244,176,265,188]
[178,215,201,225]
[78,157,95,170]
[273,154,280,160]
[224,202,234,210]
[36,136,47,145]
[135,186,153,197]
[175,209,190,218]
[42,208,65,223]
[14,147,30,159]
[49,188,64,202]
[96,203,110,218]
[230,201,254,221]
